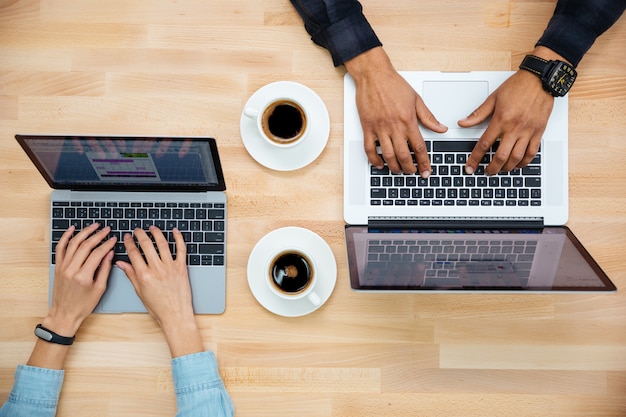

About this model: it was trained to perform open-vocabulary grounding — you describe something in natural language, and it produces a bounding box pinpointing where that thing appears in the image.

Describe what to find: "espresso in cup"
[269,251,314,294]
[261,100,307,145]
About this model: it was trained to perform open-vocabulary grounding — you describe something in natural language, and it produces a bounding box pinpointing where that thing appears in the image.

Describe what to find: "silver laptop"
[17,135,228,313]
[343,72,616,293]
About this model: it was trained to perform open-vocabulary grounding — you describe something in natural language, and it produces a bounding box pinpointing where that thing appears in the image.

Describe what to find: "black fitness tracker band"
[34,324,76,346]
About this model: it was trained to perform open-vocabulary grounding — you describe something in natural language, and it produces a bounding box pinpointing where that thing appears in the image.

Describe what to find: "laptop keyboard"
[51,201,225,266]
[370,140,541,207]
[367,238,537,287]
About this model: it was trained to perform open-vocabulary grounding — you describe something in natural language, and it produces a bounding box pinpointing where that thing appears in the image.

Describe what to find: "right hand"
[116,227,203,357]
[345,47,447,175]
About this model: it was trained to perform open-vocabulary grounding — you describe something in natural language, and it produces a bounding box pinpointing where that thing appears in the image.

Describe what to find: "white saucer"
[247,227,337,317]
[240,81,330,171]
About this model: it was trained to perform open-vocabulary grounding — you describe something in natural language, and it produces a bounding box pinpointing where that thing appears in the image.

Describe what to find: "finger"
[458,94,496,128]
[363,132,385,169]
[63,223,101,263]
[465,125,499,175]
[391,135,417,174]
[405,122,430,178]
[149,226,172,262]
[93,250,115,292]
[134,228,161,266]
[54,226,76,266]
[71,227,114,272]
[124,232,147,270]
[116,258,139,290]
[172,228,187,263]
[415,95,447,133]
[485,135,517,175]
[412,96,445,177]
[499,140,528,173]
[410,138,430,178]
[379,136,402,174]
[515,134,542,170]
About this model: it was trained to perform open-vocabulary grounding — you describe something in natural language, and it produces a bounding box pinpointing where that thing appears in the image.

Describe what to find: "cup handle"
[243,107,258,119]
[307,291,321,306]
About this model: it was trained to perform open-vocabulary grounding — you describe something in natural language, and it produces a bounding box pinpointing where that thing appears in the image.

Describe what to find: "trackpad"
[422,81,489,129]
[101,268,146,312]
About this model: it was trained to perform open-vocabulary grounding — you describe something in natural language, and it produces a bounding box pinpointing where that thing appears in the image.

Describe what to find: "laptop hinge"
[367,217,544,230]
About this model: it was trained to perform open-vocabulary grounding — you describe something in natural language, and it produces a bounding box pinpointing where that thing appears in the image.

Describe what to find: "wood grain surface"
[1,1,625,416]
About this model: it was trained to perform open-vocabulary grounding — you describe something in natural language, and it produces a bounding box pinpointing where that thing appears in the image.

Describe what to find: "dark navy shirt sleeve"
[536,0,625,66]
[290,0,382,66]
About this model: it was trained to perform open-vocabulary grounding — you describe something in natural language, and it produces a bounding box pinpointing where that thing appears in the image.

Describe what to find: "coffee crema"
[261,100,307,144]
[269,251,313,294]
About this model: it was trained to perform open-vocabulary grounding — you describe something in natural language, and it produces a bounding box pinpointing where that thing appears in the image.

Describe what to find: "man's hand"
[345,47,447,176]
[460,47,568,175]
[459,70,554,175]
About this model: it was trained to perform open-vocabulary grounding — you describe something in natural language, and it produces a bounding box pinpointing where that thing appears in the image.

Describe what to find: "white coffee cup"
[266,248,321,306]
[244,97,309,148]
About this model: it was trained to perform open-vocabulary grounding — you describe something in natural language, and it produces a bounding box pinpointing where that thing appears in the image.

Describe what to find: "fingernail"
[421,170,431,179]
[465,166,474,175]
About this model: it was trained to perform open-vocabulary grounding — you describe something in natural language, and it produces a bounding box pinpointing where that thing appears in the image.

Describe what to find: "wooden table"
[1,1,625,416]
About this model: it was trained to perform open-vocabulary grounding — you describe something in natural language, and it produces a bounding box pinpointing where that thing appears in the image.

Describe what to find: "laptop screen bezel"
[16,135,227,192]
[345,224,617,293]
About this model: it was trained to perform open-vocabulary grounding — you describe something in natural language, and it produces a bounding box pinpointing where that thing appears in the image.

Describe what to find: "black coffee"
[270,252,313,294]
[267,103,304,141]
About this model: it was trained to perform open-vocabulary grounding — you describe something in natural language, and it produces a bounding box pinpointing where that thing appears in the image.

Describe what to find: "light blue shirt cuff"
[0,365,64,417]
[171,351,234,417]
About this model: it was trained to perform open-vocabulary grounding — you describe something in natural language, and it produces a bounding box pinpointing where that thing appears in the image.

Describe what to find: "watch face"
[547,62,577,97]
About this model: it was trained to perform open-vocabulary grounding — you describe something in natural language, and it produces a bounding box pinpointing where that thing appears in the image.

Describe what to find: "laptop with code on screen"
[343,72,616,293]
[17,135,229,313]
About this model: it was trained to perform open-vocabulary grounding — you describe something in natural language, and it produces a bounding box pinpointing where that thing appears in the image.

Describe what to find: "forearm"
[290,0,382,66]
[536,0,626,66]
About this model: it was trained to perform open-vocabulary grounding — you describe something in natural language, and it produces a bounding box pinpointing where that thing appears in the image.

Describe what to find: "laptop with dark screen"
[17,135,228,313]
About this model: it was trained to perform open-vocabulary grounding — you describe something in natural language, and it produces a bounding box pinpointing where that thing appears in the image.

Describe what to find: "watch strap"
[35,324,75,346]
[519,55,550,77]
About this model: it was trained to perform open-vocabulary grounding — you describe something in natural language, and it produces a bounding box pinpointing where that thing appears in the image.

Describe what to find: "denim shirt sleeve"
[536,0,626,66]
[0,365,64,417]
[172,351,234,417]
[290,0,382,66]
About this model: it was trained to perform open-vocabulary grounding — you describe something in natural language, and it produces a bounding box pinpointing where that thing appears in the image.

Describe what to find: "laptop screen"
[345,225,616,292]
[16,135,225,191]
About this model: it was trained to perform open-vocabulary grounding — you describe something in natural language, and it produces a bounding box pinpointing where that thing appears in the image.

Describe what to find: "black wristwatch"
[519,54,577,97]
[34,324,75,346]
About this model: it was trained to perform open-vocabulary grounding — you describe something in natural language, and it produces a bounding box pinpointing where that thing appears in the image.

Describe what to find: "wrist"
[161,317,204,358]
[41,314,81,339]
[345,47,396,83]
[527,46,571,66]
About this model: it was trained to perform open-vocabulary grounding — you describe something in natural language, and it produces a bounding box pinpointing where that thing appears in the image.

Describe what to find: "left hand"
[459,69,554,175]
[45,223,116,336]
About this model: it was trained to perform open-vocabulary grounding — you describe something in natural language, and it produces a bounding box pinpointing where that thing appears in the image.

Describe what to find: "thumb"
[458,94,496,127]
[415,96,447,133]
[93,251,114,292]
[116,261,138,288]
